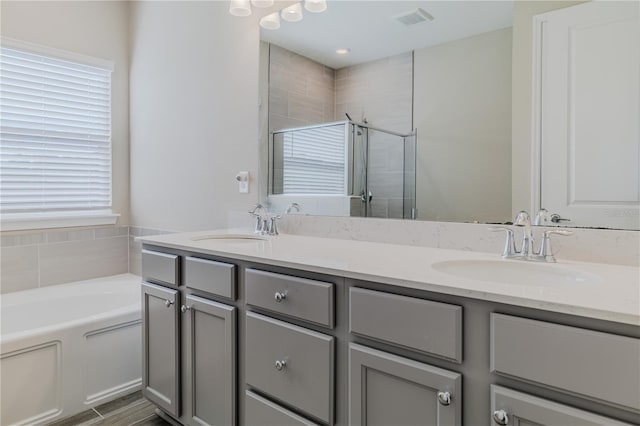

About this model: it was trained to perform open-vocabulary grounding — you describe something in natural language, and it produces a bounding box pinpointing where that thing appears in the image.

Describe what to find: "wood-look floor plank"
[46,394,170,426]
[94,391,144,417]
[48,409,100,426]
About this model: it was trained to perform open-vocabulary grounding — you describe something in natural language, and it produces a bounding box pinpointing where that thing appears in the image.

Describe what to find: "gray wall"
[414,28,513,223]
[128,1,260,231]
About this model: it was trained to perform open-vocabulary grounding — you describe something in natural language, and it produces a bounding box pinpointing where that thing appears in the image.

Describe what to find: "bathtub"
[1,274,142,426]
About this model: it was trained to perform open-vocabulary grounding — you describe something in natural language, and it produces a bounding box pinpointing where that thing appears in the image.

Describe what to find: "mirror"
[257,1,640,230]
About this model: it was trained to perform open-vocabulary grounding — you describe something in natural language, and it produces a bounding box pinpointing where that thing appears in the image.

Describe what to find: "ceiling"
[258,1,514,69]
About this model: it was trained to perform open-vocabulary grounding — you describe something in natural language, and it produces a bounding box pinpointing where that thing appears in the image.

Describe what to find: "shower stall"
[269,120,416,219]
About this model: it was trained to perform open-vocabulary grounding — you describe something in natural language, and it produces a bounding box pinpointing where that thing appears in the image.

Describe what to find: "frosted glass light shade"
[304,0,327,13]
[260,12,281,30]
[251,0,274,7]
[281,2,303,22]
[229,0,251,16]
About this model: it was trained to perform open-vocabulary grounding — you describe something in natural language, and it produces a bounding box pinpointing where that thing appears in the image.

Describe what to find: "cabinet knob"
[274,291,287,303]
[493,409,509,425]
[180,305,191,313]
[437,391,451,406]
[165,300,174,308]
[274,360,287,371]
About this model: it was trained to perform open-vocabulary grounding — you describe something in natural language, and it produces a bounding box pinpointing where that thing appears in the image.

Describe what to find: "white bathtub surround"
[278,215,640,267]
[0,274,142,426]
[137,231,640,326]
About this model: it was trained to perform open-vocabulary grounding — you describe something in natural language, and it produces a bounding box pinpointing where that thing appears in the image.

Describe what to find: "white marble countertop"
[138,230,640,326]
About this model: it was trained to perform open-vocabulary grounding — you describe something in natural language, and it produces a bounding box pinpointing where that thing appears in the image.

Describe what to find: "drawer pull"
[493,409,509,425]
[437,391,451,406]
[180,305,192,313]
[165,300,174,308]
[274,359,287,371]
[274,291,287,303]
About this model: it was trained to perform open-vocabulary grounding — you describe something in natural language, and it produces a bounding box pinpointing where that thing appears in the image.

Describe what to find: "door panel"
[537,1,640,229]
[490,385,634,426]
[349,343,461,426]
[142,282,180,417]
[185,294,236,426]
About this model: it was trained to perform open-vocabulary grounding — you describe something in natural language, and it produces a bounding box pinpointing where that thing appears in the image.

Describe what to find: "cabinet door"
[490,385,634,426]
[142,282,180,417]
[349,343,461,426]
[184,294,236,426]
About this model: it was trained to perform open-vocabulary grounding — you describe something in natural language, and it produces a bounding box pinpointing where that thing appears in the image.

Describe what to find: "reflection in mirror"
[257,1,640,230]
[269,120,416,219]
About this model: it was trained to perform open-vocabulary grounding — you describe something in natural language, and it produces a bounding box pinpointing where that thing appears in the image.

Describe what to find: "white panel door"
[537,1,640,230]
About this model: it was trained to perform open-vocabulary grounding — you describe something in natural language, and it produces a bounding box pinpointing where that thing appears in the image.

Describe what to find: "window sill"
[1,211,120,232]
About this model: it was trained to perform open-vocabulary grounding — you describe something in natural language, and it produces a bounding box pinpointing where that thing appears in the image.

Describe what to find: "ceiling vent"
[394,8,434,26]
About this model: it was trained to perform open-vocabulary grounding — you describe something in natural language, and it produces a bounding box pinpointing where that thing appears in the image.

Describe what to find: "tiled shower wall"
[268,44,336,132]
[0,225,168,294]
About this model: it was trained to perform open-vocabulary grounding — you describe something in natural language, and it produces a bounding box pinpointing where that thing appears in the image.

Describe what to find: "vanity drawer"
[245,391,320,426]
[245,312,334,424]
[142,249,179,287]
[245,269,334,328]
[490,313,640,411]
[350,288,463,362]
[184,256,236,299]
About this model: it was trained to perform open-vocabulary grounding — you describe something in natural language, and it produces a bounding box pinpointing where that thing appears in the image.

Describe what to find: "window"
[272,123,347,195]
[0,39,116,229]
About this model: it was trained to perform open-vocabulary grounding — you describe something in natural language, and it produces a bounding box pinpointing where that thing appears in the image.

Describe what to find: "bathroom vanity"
[138,231,640,426]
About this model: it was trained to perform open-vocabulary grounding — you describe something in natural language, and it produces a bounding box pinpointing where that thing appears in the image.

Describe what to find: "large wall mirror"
[257,1,639,230]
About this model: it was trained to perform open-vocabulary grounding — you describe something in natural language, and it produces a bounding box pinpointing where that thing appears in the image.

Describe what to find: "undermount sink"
[431,259,602,287]
[190,233,268,242]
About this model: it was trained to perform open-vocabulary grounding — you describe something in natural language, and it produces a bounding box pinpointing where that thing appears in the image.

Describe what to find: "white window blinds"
[0,44,113,214]
[280,123,347,195]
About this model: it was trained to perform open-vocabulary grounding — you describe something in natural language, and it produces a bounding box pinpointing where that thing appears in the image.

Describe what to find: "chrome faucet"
[514,211,535,256]
[490,210,573,262]
[248,204,268,234]
[248,203,301,236]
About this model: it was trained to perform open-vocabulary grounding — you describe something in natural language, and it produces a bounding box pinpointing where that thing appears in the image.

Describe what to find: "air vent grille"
[394,8,434,26]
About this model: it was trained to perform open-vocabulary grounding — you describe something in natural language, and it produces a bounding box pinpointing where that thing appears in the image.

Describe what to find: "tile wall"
[268,44,335,132]
[0,225,168,294]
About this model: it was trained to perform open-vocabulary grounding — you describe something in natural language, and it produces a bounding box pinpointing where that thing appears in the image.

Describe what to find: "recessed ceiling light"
[336,48,351,55]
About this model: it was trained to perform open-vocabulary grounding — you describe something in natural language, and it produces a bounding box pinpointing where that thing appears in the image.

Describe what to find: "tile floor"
[48,392,169,426]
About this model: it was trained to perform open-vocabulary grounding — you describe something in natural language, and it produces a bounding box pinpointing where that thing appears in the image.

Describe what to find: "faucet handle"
[489,226,517,257]
[540,229,573,262]
[268,216,280,235]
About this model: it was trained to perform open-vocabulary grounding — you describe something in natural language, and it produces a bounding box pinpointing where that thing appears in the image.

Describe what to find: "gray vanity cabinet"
[142,281,181,418]
[349,343,462,426]
[490,385,634,426]
[183,294,236,426]
[142,248,238,426]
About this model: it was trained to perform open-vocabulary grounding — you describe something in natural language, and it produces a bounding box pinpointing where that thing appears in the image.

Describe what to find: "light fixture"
[260,12,281,30]
[229,0,251,16]
[304,0,327,13]
[281,2,303,22]
[251,0,273,7]
[336,48,351,55]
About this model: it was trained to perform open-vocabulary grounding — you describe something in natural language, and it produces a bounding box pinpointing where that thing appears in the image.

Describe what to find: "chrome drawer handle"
[165,300,174,308]
[181,305,192,313]
[274,360,287,371]
[493,409,509,425]
[274,291,287,303]
[437,391,451,406]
